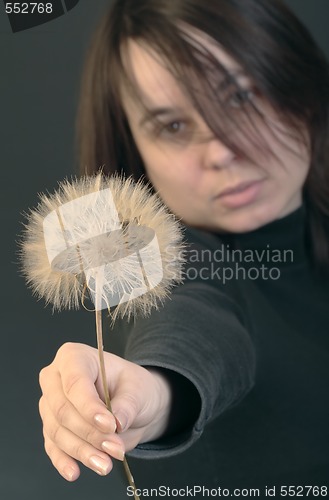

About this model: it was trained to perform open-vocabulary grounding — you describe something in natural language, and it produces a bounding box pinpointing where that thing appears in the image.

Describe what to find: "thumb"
[110,390,142,433]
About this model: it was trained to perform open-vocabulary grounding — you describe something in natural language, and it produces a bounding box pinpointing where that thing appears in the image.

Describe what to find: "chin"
[214,205,281,234]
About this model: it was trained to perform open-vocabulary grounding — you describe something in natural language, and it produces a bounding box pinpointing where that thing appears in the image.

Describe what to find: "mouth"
[214,179,265,208]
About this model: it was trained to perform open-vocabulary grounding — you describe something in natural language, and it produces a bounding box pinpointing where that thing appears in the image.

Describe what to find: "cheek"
[143,148,201,191]
[281,149,310,187]
[143,151,205,222]
[266,123,310,180]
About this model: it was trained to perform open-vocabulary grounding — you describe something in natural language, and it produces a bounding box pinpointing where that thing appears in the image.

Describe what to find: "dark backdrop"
[0,1,328,499]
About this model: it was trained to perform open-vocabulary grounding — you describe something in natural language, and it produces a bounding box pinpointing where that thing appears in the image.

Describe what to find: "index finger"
[41,342,116,433]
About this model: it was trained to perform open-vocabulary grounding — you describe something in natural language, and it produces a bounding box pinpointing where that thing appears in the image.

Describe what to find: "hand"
[39,342,172,481]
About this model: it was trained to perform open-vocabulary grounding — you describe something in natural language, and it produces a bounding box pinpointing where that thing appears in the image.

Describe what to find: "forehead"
[123,40,183,107]
[122,34,241,109]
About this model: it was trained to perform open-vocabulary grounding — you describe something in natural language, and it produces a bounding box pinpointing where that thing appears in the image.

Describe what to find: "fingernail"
[94,413,116,432]
[102,441,125,461]
[63,465,77,482]
[113,411,128,432]
[89,456,111,476]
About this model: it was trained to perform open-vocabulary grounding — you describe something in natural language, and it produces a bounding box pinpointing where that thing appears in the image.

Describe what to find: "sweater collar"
[231,206,307,266]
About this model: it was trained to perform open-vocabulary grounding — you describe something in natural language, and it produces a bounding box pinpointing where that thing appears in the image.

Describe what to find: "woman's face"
[121,38,310,233]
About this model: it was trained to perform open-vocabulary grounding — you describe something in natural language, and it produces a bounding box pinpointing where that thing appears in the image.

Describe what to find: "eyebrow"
[139,107,185,127]
[214,69,249,91]
[138,71,249,127]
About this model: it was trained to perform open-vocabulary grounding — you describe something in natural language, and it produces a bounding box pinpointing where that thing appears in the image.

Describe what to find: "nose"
[202,137,236,170]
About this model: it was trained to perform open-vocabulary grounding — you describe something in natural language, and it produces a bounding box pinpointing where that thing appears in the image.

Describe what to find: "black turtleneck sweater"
[108,207,329,492]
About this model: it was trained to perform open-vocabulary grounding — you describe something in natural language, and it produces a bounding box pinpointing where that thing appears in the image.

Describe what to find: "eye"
[153,119,192,140]
[229,89,255,108]
[147,116,200,144]
[162,121,185,134]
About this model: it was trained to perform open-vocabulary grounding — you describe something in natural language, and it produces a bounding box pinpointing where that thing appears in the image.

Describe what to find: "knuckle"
[43,432,61,468]
[72,441,86,462]
[62,372,81,398]
[38,396,45,419]
[43,434,54,456]
[54,398,70,425]
[84,426,100,447]
[122,392,140,416]
[62,375,97,423]
[44,438,63,473]
[48,422,61,444]
[39,366,50,390]
[84,426,95,445]
[41,411,59,442]
[56,342,82,363]
[78,398,97,422]
[57,342,75,355]
[43,411,64,447]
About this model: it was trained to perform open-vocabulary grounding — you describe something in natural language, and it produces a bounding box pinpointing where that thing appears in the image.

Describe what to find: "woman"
[39,0,329,491]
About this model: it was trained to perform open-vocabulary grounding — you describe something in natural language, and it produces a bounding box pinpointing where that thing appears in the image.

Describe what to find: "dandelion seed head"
[21,174,185,319]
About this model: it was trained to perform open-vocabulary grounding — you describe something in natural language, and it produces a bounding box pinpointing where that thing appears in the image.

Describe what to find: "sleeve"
[120,280,256,459]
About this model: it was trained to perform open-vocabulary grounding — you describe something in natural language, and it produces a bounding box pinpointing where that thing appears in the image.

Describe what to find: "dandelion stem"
[95,308,140,500]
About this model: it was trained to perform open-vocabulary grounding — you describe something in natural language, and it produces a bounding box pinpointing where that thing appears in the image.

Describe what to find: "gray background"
[0,1,328,499]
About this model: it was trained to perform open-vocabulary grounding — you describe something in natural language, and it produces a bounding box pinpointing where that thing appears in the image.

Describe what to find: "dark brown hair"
[76,0,329,269]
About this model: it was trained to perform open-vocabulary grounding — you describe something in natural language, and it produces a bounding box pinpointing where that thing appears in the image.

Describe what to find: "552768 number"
[5,3,53,14]
[280,486,327,496]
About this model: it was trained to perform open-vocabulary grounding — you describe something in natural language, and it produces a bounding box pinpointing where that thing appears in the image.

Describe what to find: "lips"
[218,180,262,197]
[214,179,265,208]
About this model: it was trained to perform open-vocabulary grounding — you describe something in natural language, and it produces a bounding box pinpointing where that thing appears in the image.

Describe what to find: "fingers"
[40,367,115,438]
[43,434,81,482]
[40,394,126,479]
[39,391,125,458]
[42,406,113,478]
[39,343,126,480]
[38,342,172,482]
[40,343,117,434]
[52,343,116,432]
